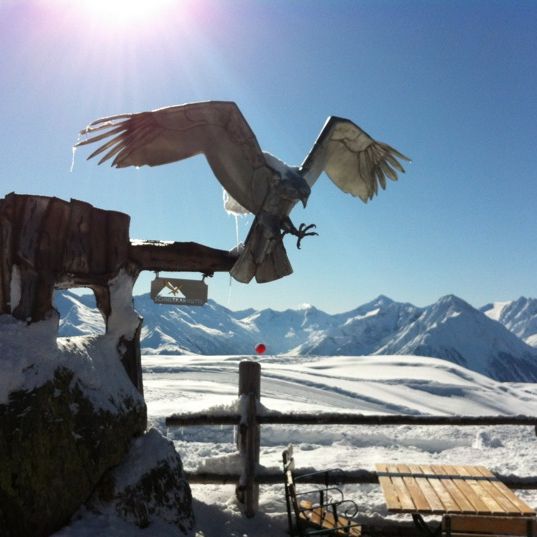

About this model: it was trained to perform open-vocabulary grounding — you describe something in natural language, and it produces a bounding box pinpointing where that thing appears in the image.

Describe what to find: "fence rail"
[166,360,537,517]
[166,413,537,427]
[185,470,537,490]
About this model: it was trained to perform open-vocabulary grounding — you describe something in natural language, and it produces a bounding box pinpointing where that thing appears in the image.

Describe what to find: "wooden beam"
[165,414,537,427]
[258,414,537,426]
[128,240,238,273]
[166,414,239,426]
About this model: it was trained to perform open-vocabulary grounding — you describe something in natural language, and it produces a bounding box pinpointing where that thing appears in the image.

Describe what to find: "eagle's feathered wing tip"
[383,143,411,163]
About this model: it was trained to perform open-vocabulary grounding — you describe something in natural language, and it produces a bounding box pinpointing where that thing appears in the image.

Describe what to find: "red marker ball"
[255,343,266,355]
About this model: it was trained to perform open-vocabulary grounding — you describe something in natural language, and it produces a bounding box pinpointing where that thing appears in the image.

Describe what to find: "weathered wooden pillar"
[236,360,261,517]
[0,192,240,399]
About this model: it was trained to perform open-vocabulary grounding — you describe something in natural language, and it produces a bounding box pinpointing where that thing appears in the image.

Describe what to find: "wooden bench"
[283,446,362,536]
[376,463,536,536]
[442,515,535,536]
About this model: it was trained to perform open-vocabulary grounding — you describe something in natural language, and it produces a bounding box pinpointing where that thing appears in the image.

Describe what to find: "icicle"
[234,213,240,249]
[227,273,233,306]
[69,146,77,173]
[232,424,237,445]
[70,133,81,173]
[227,212,241,306]
[223,190,250,306]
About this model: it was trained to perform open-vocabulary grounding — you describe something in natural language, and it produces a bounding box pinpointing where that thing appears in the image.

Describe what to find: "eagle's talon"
[281,221,318,248]
[298,223,317,234]
[296,232,318,249]
[296,223,319,249]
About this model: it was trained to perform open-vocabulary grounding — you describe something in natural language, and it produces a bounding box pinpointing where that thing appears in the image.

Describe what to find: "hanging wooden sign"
[151,276,208,306]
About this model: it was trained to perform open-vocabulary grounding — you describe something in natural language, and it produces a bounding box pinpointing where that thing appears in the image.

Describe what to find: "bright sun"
[78,0,176,26]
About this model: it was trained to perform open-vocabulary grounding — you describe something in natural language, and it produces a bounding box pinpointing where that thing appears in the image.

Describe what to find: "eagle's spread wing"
[300,116,410,202]
[76,101,273,214]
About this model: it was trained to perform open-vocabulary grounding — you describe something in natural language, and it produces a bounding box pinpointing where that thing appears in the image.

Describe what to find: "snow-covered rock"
[294,295,421,355]
[0,316,146,537]
[74,429,194,535]
[242,303,334,354]
[482,297,537,348]
[378,295,537,382]
[135,294,257,355]
[53,291,105,337]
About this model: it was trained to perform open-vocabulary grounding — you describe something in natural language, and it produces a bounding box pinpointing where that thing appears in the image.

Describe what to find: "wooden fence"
[165,360,537,517]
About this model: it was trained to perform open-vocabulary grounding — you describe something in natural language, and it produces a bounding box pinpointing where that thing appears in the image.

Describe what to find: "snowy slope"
[55,291,537,382]
[135,294,259,355]
[241,304,335,354]
[482,297,537,348]
[53,291,105,336]
[143,354,537,419]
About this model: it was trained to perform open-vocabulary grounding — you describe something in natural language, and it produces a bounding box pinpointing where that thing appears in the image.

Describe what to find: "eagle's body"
[76,101,409,283]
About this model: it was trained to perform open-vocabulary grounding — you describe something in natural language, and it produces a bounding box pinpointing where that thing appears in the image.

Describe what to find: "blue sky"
[1,0,536,313]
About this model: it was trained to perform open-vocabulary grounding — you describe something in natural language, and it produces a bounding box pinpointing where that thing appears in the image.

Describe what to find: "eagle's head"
[280,174,311,207]
[263,151,311,207]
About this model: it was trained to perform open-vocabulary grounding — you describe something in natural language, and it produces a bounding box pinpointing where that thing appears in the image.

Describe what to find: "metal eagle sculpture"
[76,101,409,284]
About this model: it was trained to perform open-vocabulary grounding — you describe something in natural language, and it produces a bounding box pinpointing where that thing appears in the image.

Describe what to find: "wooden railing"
[165,360,537,517]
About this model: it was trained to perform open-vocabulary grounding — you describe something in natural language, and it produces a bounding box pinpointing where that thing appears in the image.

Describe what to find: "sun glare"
[78,0,176,26]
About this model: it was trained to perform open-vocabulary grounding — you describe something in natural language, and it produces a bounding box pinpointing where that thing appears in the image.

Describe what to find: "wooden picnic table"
[375,463,536,536]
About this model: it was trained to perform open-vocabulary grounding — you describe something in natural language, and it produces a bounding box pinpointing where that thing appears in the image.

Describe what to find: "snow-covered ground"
[140,354,537,537]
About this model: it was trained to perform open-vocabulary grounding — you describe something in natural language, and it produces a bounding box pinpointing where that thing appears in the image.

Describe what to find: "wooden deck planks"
[456,465,506,515]
[420,464,462,513]
[433,465,475,514]
[473,466,535,516]
[398,464,431,512]
[387,464,416,511]
[407,464,446,513]
[443,465,492,515]
[299,500,362,536]
[376,463,403,511]
[377,463,535,518]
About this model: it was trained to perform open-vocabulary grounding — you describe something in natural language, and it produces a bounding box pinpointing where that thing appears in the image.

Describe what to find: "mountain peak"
[373,294,393,304]
[436,294,474,310]
[482,296,537,345]
[296,303,314,310]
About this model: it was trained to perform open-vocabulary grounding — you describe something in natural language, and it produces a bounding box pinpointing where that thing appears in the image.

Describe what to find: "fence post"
[236,360,260,517]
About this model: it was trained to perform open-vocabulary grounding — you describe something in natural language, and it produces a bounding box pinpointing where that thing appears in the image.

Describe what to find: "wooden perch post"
[0,193,239,396]
[128,240,237,273]
[236,360,261,518]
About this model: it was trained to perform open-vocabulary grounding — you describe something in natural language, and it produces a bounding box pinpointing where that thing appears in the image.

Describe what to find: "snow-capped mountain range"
[54,292,537,382]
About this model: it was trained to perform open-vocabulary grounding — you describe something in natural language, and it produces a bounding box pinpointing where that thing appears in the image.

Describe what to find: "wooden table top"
[375,463,535,517]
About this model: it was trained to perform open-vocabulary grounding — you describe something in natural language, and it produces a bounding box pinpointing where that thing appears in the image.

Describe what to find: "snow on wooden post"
[236,360,261,517]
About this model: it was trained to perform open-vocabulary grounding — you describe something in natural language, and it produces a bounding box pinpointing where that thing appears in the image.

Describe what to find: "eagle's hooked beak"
[300,187,310,208]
